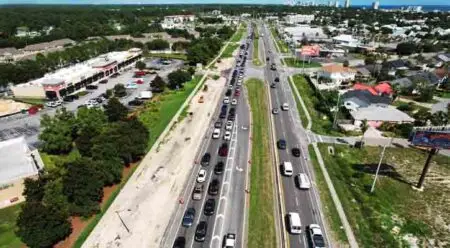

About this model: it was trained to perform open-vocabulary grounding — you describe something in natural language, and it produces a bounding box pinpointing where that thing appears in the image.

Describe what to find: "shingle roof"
[408,71,440,85]
[322,64,356,73]
[390,77,413,88]
[343,90,392,105]
[351,104,414,122]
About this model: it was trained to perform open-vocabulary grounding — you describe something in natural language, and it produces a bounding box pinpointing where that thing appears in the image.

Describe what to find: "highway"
[259,22,329,248]
[164,26,252,248]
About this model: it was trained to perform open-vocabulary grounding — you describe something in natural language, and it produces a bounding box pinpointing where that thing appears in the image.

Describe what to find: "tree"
[39,108,76,154]
[135,60,146,70]
[63,157,104,216]
[104,97,128,122]
[146,39,170,50]
[360,119,368,143]
[414,80,434,102]
[16,202,71,248]
[42,178,70,215]
[343,60,349,67]
[167,69,192,90]
[431,111,448,126]
[396,42,417,56]
[413,108,432,126]
[74,107,107,155]
[150,75,166,91]
[23,175,48,202]
[113,83,126,98]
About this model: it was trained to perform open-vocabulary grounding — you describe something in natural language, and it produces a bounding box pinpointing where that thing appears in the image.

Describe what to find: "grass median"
[314,143,450,247]
[230,23,246,43]
[252,37,262,66]
[221,43,239,58]
[269,27,288,53]
[245,78,277,248]
[284,58,321,68]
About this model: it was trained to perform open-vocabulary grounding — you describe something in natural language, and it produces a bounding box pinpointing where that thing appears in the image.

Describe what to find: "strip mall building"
[11,48,142,99]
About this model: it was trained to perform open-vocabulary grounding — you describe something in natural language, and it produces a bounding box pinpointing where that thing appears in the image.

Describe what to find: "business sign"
[409,127,450,149]
[300,45,320,57]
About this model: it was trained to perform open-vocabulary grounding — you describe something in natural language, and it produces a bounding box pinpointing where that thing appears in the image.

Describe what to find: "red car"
[234,90,240,97]
[135,71,146,76]
[218,143,229,157]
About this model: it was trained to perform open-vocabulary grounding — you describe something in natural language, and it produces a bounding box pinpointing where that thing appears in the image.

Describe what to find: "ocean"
[354,5,450,12]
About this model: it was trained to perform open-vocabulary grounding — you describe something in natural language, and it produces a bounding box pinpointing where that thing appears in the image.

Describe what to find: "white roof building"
[332,34,360,48]
[284,14,315,24]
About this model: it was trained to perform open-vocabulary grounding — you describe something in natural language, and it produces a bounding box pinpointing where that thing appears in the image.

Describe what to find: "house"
[390,77,414,89]
[317,64,356,88]
[211,10,221,15]
[0,136,45,209]
[408,71,440,86]
[382,59,410,75]
[354,66,371,81]
[350,104,415,128]
[342,90,392,112]
[436,53,450,63]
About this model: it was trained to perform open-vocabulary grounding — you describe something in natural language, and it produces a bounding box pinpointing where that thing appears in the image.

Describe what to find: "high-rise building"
[335,0,339,7]
[328,0,333,6]
[372,1,379,10]
[345,0,350,8]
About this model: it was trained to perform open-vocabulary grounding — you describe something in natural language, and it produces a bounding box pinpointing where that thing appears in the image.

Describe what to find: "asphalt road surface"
[165,30,252,248]
[260,23,329,248]
[0,59,183,148]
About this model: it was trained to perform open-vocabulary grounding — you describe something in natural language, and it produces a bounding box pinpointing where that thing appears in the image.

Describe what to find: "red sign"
[300,45,320,57]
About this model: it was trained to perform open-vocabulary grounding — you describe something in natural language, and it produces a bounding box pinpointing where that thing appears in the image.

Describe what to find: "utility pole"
[416,148,438,189]
[370,137,393,193]
[332,93,341,129]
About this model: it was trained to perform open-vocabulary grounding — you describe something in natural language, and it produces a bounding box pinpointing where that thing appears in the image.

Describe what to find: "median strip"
[245,78,277,248]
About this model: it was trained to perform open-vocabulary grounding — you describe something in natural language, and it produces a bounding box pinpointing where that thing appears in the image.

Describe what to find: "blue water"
[355,5,450,12]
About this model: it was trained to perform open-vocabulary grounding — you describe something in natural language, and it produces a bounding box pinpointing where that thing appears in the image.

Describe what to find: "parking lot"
[0,58,184,147]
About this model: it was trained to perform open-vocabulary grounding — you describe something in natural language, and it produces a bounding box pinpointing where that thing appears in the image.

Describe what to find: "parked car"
[208,179,220,195]
[182,208,195,227]
[204,198,216,216]
[225,121,233,131]
[277,139,287,150]
[218,143,229,157]
[86,85,98,90]
[231,99,238,105]
[195,221,208,242]
[223,96,230,104]
[128,99,144,106]
[214,161,224,175]
[270,83,276,88]
[223,131,231,141]
[197,169,207,183]
[214,121,223,128]
[192,184,204,200]
[99,79,108,84]
[274,77,280,82]
[201,153,211,166]
[173,237,186,248]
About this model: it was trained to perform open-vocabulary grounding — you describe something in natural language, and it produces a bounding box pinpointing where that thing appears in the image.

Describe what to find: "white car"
[228,84,233,90]
[308,224,326,248]
[225,121,233,131]
[281,103,289,111]
[212,128,221,139]
[236,81,242,86]
[224,131,231,140]
[223,233,236,248]
[231,99,238,105]
[223,97,230,104]
[45,101,57,108]
[197,169,207,183]
[125,83,138,89]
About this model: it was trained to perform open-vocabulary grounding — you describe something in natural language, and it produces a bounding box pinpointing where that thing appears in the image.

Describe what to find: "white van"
[296,173,311,189]
[287,212,302,234]
[282,161,293,176]
[212,128,221,139]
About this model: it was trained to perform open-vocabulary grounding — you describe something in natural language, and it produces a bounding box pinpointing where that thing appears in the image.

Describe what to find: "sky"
[0,0,448,6]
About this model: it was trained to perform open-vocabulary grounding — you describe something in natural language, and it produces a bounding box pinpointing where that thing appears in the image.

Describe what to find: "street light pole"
[332,93,341,129]
[370,137,393,193]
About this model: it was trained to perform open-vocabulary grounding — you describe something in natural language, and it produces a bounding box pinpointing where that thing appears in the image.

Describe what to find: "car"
[192,184,204,200]
[281,103,289,111]
[86,85,98,90]
[214,121,223,128]
[231,99,238,105]
[225,89,232,96]
[292,147,301,157]
[270,83,276,88]
[224,131,231,140]
[277,139,287,150]
[218,143,229,157]
[336,138,348,144]
[195,221,208,242]
[45,101,57,108]
[197,169,207,183]
[236,81,242,86]
[214,161,225,175]
[266,57,270,61]
[128,99,144,106]
[225,121,233,131]
[212,128,221,139]
[272,108,279,115]
[223,96,230,104]
[208,179,220,195]
[234,90,240,97]
[182,208,196,227]
[219,110,227,119]
[223,233,236,248]
[308,224,326,248]
[63,96,75,102]
[125,83,138,89]
[173,237,186,248]
[228,84,233,90]
[204,198,216,216]
[99,79,108,84]
[201,153,211,166]
[274,77,280,82]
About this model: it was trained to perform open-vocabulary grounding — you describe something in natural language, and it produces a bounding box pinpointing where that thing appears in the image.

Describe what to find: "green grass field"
[313,143,450,247]
[0,204,23,248]
[290,75,344,136]
[284,58,321,68]
[221,43,239,58]
[246,78,277,248]
[230,24,246,43]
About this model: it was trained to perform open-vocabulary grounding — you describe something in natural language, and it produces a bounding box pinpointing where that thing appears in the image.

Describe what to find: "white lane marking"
[295,197,299,207]
[319,135,323,143]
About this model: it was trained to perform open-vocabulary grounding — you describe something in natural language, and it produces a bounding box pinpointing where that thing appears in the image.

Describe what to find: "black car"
[219,110,227,119]
[128,99,144,106]
[182,208,195,227]
[201,153,211,166]
[195,221,208,242]
[277,139,287,150]
[99,79,108,84]
[204,199,216,216]
[336,138,348,144]
[266,57,270,61]
[218,143,229,157]
[214,121,223,128]
[274,77,280,82]
[225,89,232,96]
[270,83,276,88]
[63,96,74,102]
[208,179,220,195]
[214,161,225,175]
[86,85,98,90]
[173,237,186,248]
[292,147,301,157]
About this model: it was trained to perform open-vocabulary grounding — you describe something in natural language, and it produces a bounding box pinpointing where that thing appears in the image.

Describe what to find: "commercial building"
[344,0,350,8]
[282,25,327,45]
[332,34,360,48]
[284,14,315,24]
[0,136,44,209]
[161,15,196,29]
[372,1,379,10]
[11,48,142,99]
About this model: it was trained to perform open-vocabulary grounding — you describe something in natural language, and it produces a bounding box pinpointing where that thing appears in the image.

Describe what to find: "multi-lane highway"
[259,22,329,248]
[164,26,252,248]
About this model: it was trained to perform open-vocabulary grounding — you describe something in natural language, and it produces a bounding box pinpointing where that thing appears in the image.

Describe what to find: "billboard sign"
[300,45,320,57]
[409,126,450,149]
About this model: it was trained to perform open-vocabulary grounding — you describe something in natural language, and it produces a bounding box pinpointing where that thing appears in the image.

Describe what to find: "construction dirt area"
[0,99,29,117]
[82,57,235,248]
